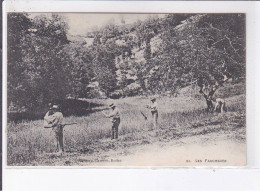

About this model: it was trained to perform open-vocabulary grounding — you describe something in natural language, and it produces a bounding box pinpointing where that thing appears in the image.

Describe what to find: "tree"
[176,14,245,110]
[63,41,94,98]
[8,13,70,110]
[91,41,119,97]
[7,13,33,110]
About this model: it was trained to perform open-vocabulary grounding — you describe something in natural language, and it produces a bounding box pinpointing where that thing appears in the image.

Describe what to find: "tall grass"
[7,89,246,166]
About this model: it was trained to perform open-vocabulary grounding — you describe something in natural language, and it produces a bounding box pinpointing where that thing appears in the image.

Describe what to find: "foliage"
[91,40,119,96]
[8,13,33,110]
[63,41,94,98]
[145,13,245,93]
[8,13,70,110]
[7,13,246,111]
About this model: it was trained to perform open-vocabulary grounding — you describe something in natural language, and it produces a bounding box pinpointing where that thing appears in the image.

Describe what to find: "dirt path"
[116,135,246,166]
[72,131,246,167]
[33,128,246,167]
[28,109,246,167]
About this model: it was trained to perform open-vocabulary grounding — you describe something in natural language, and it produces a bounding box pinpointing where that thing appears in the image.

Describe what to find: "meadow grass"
[7,83,246,165]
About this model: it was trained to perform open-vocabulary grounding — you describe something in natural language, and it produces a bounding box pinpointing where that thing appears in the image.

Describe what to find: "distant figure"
[213,98,227,113]
[147,97,158,129]
[103,103,121,140]
[199,88,226,114]
[44,104,64,153]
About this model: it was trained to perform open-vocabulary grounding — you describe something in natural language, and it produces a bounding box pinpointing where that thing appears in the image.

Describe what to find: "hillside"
[74,14,203,97]
[8,13,245,110]
[69,13,245,100]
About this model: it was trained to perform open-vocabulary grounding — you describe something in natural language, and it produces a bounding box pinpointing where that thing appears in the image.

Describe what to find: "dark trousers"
[112,118,120,139]
[53,125,64,152]
[151,110,158,128]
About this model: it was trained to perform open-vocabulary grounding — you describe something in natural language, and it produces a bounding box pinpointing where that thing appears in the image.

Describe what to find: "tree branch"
[225,35,238,55]
[211,38,226,47]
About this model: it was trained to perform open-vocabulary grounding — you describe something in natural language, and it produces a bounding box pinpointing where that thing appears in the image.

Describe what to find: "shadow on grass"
[8,98,107,123]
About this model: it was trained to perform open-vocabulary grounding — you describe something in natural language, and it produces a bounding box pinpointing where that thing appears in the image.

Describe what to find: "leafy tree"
[117,63,129,93]
[7,13,33,110]
[7,13,246,111]
[91,41,119,96]
[63,41,94,98]
[155,14,245,97]
[8,13,70,110]
[175,14,245,86]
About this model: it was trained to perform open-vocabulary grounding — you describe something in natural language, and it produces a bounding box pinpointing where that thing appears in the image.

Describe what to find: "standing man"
[48,105,64,153]
[147,97,158,129]
[103,103,121,140]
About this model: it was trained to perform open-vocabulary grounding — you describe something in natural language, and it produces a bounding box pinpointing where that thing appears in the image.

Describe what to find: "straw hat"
[52,105,59,110]
[109,102,116,108]
[150,96,156,101]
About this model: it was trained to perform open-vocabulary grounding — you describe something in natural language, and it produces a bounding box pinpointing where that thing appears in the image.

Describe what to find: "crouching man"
[213,98,227,113]
[103,103,121,140]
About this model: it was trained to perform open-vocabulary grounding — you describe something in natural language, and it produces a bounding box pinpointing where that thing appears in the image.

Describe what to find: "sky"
[29,13,166,36]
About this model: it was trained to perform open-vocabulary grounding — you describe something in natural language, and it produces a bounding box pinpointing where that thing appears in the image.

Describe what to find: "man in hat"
[146,97,158,129]
[50,105,64,153]
[103,103,121,140]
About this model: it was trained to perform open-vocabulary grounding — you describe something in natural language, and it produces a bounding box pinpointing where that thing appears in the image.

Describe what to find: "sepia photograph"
[6,12,246,167]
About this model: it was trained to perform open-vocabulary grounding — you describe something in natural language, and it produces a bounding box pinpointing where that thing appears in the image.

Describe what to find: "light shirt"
[44,111,55,128]
[51,112,64,127]
[108,107,120,121]
[150,101,158,112]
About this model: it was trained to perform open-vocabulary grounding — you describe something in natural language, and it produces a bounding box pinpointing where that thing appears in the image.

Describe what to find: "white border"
[3,0,260,190]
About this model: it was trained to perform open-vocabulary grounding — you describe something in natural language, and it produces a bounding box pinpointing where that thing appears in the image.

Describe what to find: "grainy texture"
[7,13,246,166]
[7,83,246,166]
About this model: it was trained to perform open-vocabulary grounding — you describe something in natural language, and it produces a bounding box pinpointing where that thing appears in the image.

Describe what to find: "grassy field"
[7,82,246,166]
